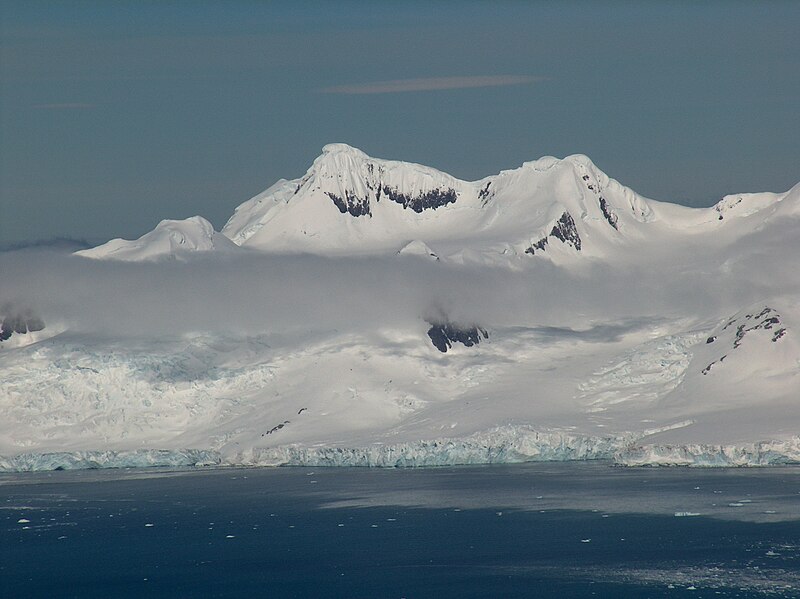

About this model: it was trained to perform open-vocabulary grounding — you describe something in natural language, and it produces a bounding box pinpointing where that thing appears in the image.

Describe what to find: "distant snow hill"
[2,144,799,470]
[76,215,238,262]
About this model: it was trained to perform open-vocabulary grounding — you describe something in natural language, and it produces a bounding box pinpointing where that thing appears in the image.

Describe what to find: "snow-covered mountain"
[76,216,239,262]
[1,145,798,470]
[221,143,643,261]
[78,143,798,268]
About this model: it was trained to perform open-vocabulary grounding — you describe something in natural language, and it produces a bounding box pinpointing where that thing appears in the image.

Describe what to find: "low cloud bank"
[0,248,747,341]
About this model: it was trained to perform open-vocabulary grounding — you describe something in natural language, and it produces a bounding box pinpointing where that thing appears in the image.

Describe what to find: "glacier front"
[2,146,799,470]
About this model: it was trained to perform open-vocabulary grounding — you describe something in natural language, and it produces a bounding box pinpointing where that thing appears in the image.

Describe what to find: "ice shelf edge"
[2,429,799,472]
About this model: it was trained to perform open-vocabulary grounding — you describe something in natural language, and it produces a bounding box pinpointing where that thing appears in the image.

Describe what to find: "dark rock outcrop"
[525,238,549,255]
[599,197,619,230]
[525,211,582,255]
[262,420,290,437]
[382,186,458,213]
[326,191,372,217]
[0,305,45,342]
[732,308,782,349]
[550,212,581,250]
[326,183,458,217]
[702,306,787,374]
[427,322,488,353]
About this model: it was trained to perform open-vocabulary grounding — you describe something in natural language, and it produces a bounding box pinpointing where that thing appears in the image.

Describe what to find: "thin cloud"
[320,75,542,95]
[33,103,96,110]
[0,247,741,342]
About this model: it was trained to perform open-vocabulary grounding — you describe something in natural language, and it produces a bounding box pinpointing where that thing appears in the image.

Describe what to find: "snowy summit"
[2,145,799,470]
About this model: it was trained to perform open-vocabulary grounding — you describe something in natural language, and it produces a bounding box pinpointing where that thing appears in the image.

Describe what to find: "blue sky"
[1,1,798,246]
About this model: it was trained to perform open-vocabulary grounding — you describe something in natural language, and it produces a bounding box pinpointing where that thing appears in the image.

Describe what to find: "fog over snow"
[0,249,748,340]
[1,146,798,471]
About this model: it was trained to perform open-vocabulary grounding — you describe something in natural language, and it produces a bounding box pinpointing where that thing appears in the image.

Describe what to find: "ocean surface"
[1,462,799,598]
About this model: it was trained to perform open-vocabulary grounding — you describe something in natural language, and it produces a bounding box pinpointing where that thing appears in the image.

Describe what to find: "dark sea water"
[1,462,799,598]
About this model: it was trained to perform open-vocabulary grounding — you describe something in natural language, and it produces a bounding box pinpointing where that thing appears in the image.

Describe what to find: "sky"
[1,1,798,247]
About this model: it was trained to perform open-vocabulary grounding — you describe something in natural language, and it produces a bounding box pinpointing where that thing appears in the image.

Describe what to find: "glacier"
[2,145,799,471]
[250,432,800,469]
[241,426,634,468]
[0,449,221,472]
[3,430,800,472]
[616,437,800,467]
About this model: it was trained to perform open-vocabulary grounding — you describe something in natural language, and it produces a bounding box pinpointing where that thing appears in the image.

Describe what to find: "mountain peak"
[77,145,798,263]
[320,143,368,157]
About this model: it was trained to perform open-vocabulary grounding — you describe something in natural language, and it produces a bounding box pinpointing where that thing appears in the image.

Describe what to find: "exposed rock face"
[326,191,372,217]
[427,322,489,353]
[478,182,492,202]
[550,212,581,250]
[525,211,582,255]
[701,306,787,375]
[326,184,458,217]
[525,238,548,255]
[381,186,458,213]
[599,197,619,230]
[0,305,45,342]
[309,144,461,218]
[726,306,784,349]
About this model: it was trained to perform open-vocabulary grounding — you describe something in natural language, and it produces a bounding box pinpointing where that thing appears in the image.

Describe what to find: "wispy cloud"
[33,103,96,110]
[320,75,542,95]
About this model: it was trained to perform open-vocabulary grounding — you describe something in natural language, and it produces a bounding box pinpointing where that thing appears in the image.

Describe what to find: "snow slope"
[76,216,239,262]
[1,146,798,470]
[218,144,659,262]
